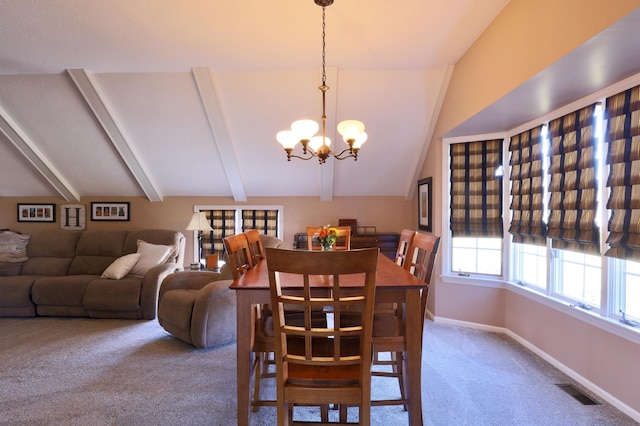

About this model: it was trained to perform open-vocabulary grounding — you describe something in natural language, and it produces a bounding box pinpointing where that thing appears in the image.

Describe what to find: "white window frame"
[439,71,640,344]
[190,204,283,263]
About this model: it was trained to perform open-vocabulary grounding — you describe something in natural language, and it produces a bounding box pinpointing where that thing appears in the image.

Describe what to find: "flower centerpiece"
[314,225,339,250]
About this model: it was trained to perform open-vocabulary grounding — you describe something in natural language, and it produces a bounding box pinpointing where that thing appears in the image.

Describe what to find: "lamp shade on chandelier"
[276,0,368,164]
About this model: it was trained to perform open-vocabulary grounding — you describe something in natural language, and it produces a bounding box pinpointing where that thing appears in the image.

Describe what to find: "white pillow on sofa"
[129,240,173,276]
[101,253,142,279]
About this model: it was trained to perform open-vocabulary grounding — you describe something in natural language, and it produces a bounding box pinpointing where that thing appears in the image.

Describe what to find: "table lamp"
[186,211,213,268]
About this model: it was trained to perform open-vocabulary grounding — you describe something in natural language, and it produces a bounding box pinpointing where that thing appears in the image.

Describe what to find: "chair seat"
[286,336,361,387]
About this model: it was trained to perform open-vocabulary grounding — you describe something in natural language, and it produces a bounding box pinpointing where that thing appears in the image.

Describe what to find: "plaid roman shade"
[604,85,640,261]
[509,126,546,246]
[547,104,599,254]
[450,139,503,238]
[206,209,236,256]
[242,209,279,237]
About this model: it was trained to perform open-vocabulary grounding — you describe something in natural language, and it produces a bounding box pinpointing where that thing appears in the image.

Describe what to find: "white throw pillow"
[129,240,173,276]
[0,231,31,255]
[100,253,142,279]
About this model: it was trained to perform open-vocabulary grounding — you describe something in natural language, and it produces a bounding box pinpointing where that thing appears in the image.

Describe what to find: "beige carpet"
[0,317,636,425]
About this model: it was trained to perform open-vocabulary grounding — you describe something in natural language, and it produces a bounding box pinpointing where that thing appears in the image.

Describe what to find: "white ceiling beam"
[0,105,79,201]
[192,67,247,202]
[67,68,163,202]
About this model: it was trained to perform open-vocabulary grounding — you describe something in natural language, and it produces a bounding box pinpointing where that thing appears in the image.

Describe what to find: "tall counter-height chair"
[223,233,271,412]
[228,230,289,413]
[266,247,379,425]
[305,226,352,251]
[371,232,440,409]
[395,229,416,267]
[244,229,266,264]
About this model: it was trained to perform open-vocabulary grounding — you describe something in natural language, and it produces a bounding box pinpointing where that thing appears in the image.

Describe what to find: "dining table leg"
[405,288,424,426]
[236,291,252,426]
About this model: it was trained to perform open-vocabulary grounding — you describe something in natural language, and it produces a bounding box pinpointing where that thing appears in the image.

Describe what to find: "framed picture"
[418,177,432,232]
[90,202,130,221]
[17,203,56,223]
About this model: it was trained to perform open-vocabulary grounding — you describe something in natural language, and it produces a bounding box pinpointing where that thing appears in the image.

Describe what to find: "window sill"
[441,273,507,289]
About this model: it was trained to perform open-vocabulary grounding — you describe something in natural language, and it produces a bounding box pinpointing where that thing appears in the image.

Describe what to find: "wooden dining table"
[230,251,427,426]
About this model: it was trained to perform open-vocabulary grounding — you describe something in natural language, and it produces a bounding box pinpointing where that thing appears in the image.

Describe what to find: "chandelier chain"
[321,6,326,87]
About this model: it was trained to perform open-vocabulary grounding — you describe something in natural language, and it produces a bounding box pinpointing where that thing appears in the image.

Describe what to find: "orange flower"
[314,225,339,247]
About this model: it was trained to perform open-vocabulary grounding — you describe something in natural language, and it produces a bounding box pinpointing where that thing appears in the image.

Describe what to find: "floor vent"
[556,384,599,405]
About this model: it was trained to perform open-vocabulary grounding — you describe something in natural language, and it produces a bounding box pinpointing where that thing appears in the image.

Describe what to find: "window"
[193,205,282,262]
[451,237,502,276]
[512,242,547,289]
[449,139,504,276]
[444,78,640,332]
[551,249,602,308]
[611,258,640,321]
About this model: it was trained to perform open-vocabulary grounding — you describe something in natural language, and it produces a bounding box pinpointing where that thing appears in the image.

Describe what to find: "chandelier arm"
[288,152,317,161]
[332,148,358,160]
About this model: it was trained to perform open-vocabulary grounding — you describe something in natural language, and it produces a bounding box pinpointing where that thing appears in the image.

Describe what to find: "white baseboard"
[430,315,640,423]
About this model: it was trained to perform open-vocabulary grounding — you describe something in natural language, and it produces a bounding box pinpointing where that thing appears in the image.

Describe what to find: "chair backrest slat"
[223,233,254,280]
[244,229,265,264]
[395,229,416,267]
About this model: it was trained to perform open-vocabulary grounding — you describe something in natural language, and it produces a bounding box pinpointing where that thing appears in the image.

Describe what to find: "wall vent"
[556,384,599,405]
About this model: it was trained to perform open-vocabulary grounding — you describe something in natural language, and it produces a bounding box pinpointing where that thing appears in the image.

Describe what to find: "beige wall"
[0,195,413,266]
[420,0,640,416]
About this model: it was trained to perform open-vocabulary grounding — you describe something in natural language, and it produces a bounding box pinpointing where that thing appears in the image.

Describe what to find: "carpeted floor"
[0,317,636,425]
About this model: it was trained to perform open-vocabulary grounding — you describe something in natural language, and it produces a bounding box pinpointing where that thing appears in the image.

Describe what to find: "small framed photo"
[90,202,130,221]
[418,177,432,232]
[17,203,56,223]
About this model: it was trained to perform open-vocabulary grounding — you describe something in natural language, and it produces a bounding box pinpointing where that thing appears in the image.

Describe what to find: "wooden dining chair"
[305,226,352,251]
[395,229,416,267]
[223,232,274,412]
[244,229,266,264]
[370,232,440,409]
[223,233,254,280]
[266,247,378,425]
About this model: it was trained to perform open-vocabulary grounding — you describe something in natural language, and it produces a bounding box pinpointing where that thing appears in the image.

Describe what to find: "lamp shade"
[291,119,319,140]
[353,132,368,148]
[337,120,365,140]
[276,130,298,149]
[186,212,213,232]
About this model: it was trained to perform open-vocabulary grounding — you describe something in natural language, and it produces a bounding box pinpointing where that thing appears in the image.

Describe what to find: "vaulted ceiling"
[1,1,639,203]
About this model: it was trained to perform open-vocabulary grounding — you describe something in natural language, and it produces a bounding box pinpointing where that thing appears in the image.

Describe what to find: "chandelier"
[276,0,367,164]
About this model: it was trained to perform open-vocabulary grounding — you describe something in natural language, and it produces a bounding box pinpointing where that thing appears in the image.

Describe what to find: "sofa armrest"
[191,279,236,348]
[140,262,183,320]
[158,270,222,301]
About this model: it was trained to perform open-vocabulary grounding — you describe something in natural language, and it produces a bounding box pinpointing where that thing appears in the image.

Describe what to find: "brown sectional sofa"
[0,229,185,320]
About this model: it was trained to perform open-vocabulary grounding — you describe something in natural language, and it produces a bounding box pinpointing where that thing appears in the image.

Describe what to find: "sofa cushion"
[32,275,95,306]
[84,277,143,311]
[69,230,128,275]
[129,240,172,276]
[0,262,23,276]
[22,231,82,276]
[0,275,37,308]
[101,253,141,279]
